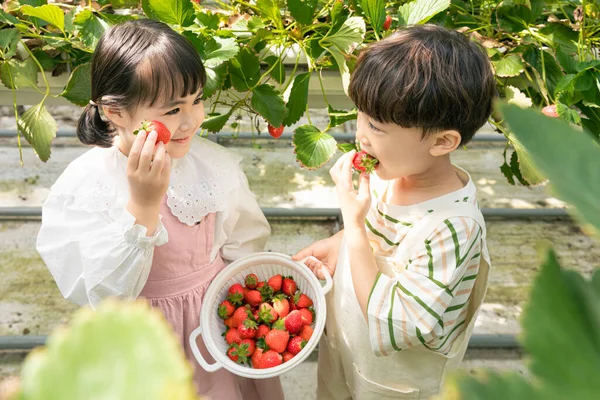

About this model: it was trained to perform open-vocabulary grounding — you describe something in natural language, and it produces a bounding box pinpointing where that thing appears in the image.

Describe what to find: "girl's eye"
[368,121,382,132]
[193,97,203,105]
[165,108,180,116]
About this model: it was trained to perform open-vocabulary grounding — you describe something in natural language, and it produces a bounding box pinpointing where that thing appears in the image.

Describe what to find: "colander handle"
[189,326,222,373]
[300,256,333,295]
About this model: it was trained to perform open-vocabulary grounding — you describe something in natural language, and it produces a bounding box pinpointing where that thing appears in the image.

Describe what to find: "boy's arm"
[365,217,483,356]
[292,230,344,279]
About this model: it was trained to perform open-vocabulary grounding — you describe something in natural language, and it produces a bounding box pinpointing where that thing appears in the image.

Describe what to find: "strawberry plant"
[0,0,599,185]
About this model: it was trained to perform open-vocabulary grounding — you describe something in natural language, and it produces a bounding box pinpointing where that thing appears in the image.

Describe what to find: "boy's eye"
[165,108,180,116]
[193,97,203,105]
[368,121,382,132]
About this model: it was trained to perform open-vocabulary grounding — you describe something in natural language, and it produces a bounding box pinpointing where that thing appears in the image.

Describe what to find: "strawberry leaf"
[257,0,283,29]
[265,55,285,84]
[229,48,261,91]
[328,106,357,129]
[60,62,91,107]
[18,103,57,162]
[293,125,337,169]
[359,0,386,33]
[283,72,310,127]
[0,28,20,60]
[21,5,65,34]
[397,0,450,26]
[288,0,318,25]
[252,84,285,127]
[142,0,194,27]
[201,107,236,133]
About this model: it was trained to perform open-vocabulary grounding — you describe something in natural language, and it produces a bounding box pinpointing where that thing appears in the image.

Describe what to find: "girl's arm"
[36,193,168,309]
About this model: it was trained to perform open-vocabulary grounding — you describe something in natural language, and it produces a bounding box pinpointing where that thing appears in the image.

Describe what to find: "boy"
[293,24,495,399]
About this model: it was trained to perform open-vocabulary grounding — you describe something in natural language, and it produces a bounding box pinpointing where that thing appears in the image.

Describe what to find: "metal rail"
[0,207,570,220]
[0,333,521,351]
[0,128,508,143]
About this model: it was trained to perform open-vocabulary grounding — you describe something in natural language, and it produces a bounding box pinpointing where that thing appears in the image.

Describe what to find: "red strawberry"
[218,300,235,320]
[268,124,284,139]
[259,303,279,324]
[133,120,171,144]
[257,281,266,289]
[265,320,290,353]
[253,309,260,321]
[238,318,258,339]
[293,292,314,309]
[299,324,314,342]
[542,105,559,118]
[258,350,283,368]
[224,317,234,328]
[239,338,256,356]
[251,348,264,368]
[256,324,270,339]
[287,336,307,356]
[225,328,242,345]
[245,290,263,307]
[299,307,314,325]
[245,273,259,289]
[227,283,245,306]
[282,351,295,363]
[272,295,290,318]
[231,306,252,328]
[383,15,392,31]
[284,310,303,334]
[352,150,379,174]
[227,344,240,362]
[282,277,297,297]
[267,274,283,292]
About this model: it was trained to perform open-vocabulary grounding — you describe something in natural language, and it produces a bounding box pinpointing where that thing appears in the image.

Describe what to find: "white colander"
[189,252,332,379]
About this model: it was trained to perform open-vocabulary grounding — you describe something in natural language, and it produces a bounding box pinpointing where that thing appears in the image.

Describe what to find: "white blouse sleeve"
[218,169,270,263]
[36,193,168,309]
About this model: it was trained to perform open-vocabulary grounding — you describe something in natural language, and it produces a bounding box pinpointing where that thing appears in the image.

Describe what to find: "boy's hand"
[292,232,342,278]
[330,150,371,230]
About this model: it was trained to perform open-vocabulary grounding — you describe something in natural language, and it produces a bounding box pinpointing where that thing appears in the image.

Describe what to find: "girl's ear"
[429,129,462,157]
[102,106,128,129]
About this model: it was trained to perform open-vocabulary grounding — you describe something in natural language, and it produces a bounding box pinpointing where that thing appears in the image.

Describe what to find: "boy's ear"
[429,130,462,156]
[102,106,127,129]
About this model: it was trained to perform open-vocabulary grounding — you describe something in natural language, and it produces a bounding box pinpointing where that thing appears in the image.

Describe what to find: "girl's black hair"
[77,19,206,147]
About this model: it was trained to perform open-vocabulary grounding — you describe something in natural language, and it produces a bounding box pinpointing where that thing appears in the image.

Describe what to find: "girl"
[36,19,284,400]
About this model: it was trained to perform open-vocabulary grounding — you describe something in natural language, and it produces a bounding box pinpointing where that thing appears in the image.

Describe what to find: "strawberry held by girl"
[36,19,283,399]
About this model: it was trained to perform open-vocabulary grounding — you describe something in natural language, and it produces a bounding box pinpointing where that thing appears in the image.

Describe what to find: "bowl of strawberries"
[189,252,332,378]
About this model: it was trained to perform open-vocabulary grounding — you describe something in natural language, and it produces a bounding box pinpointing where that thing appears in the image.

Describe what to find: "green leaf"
[493,54,525,77]
[397,0,450,26]
[201,107,236,133]
[496,2,530,33]
[522,48,563,96]
[19,300,196,399]
[0,9,21,25]
[539,23,578,54]
[283,72,310,126]
[257,0,282,29]
[321,16,366,54]
[328,106,357,128]
[0,58,38,90]
[508,135,546,186]
[203,36,239,69]
[499,102,600,231]
[142,0,194,26]
[555,102,581,125]
[555,47,578,75]
[18,0,47,5]
[265,55,285,84]
[337,142,358,153]
[500,161,516,186]
[0,28,20,60]
[99,12,136,25]
[203,63,227,99]
[521,248,600,399]
[288,0,318,25]
[252,84,285,127]
[20,4,64,33]
[229,48,260,91]
[196,11,220,30]
[17,103,57,162]
[293,125,337,169]
[327,47,352,94]
[360,0,386,32]
[509,148,531,186]
[74,10,108,49]
[60,62,91,106]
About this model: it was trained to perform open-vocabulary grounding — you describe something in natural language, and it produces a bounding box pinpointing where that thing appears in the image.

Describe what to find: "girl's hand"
[292,231,344,278]
[330,150,371,230]
[125,130,171,235]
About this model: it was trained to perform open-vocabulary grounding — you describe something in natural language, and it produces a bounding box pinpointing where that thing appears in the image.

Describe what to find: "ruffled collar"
[53,137,242,226]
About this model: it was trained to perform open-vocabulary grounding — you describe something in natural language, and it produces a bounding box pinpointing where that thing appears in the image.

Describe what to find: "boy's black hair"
[348,24,496,146]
